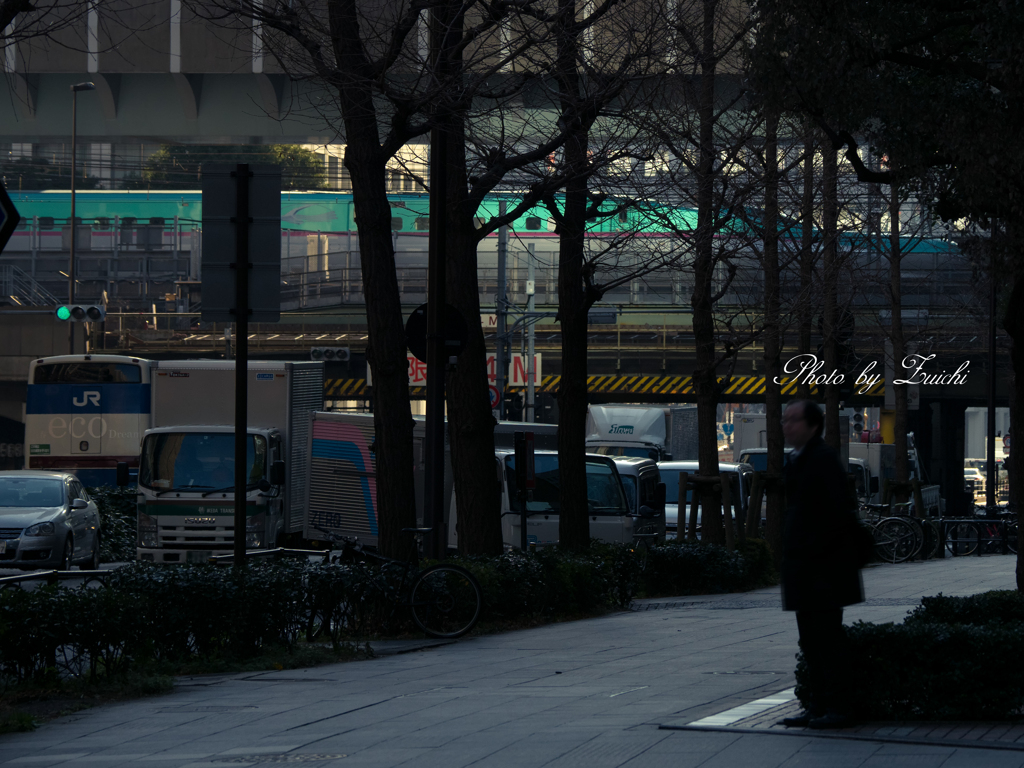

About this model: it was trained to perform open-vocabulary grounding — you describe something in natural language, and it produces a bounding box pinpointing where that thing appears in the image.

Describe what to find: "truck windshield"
[138,433,267,491]
[505,456,629,515]
[591,445,660,460]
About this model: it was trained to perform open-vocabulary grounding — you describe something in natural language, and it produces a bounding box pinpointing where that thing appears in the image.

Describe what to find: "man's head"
[782,400,823,449]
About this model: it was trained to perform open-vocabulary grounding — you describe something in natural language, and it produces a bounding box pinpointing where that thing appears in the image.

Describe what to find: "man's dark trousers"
[795,608,847,714]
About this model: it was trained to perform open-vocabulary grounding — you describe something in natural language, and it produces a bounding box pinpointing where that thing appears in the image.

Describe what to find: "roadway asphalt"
[0,555,1020,768]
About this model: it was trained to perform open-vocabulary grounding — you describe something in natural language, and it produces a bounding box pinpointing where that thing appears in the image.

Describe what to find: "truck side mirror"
[654,482,667,514]
[270,460,286,486]
[870,477,879,494]
[116,462,130,487]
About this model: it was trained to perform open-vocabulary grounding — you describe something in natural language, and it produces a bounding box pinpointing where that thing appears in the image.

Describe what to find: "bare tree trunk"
[330,1,417,559]
[440,8,504,556]
[345,145,417,560]
[691,0,724,546]
[822,144,840,450]
[551,0,596,553]
[889,186,910,505]
[762,109,784,561]
[797,131,816,400]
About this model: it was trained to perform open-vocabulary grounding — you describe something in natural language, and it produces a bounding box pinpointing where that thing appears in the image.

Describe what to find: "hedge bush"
[86,486,136,563]
[0,539,777,687]
[796,590,1024,720]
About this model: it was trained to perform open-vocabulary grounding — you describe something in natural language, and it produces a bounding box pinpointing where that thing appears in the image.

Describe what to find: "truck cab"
[132,426,285,562]
[119,360,323,564]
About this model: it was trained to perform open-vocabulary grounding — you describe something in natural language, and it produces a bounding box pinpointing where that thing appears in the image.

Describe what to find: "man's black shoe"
[777,711,816,727]
[807,711,852,730]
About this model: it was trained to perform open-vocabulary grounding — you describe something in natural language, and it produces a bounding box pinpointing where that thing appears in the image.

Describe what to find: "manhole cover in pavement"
[213,756,346,764]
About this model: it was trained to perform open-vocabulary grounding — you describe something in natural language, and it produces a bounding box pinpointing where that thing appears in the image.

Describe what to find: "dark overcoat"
[781,435,864,611]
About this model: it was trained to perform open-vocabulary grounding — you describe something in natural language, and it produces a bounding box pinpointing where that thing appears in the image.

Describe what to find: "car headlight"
[24,522,55,537]
[137,511,159,548]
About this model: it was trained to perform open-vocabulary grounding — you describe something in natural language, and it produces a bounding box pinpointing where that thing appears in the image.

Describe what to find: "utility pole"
[496,201,508,419]
[422,2,450,560]
[526,242,536,422]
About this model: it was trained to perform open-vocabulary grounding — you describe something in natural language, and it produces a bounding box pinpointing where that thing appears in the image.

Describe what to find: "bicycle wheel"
[1007,522,1019,555]
[945,522,980,557]
[920,519,943,560]
[409,564,482,639]
[873,518,917,563]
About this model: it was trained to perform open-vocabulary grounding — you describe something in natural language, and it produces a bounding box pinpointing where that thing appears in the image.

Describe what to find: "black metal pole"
[987,249,997,511]
[233,164,251,566]
[422,3,449,561]
[69,90,77,355]
[424,122,447,561]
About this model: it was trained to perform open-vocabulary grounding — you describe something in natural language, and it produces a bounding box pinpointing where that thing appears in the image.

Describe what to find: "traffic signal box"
[55,304,106,322]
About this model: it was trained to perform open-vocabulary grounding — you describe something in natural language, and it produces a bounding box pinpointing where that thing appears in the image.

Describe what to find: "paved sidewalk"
[0,556,1019,767]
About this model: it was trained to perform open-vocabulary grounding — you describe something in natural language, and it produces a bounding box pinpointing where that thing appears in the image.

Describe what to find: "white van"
[611,456,666,541]
[448,450,633,550]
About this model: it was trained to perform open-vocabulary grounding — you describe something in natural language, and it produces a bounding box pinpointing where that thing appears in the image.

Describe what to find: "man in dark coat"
[778,400,864,729]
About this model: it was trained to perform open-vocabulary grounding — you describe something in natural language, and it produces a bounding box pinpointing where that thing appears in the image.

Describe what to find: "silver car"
[0,471,102,570]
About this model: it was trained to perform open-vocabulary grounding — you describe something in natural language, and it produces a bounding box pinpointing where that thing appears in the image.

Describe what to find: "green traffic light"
[56,306,71,321]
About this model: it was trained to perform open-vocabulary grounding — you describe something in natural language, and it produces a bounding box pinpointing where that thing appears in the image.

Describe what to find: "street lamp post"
[68,81,96,355]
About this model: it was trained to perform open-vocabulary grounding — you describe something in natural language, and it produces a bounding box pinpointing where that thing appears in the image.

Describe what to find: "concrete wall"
[0,311,85,386]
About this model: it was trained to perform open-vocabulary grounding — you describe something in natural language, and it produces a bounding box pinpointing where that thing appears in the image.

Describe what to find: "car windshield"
[505,456,629,515]
[0,477,64,507]
[138,433,267,491]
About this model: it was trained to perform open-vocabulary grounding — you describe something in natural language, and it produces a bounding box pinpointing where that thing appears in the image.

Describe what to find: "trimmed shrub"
[797,619,1024,720]
[906,590,1024,627]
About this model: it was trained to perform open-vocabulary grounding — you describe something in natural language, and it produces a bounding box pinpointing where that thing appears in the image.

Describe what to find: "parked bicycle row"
[861,502,1017,564]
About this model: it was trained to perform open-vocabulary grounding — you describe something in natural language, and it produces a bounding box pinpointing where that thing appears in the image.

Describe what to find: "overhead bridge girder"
[322,374,889,401]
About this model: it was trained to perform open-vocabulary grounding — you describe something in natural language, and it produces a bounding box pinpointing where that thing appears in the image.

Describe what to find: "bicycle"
[308,525,483,641]
[944,504,1018,557]
[861,503,919,564]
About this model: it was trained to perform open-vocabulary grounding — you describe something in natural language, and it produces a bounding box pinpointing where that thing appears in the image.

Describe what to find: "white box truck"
[304,411,559,548]
[130,360,323,563]
[732,414,767,462]
[586,404,697,462]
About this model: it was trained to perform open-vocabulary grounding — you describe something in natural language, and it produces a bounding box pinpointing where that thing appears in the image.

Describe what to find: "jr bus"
[25,355,151,486]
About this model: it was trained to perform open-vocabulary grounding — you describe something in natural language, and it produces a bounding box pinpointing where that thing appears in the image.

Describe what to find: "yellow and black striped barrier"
[324,375,887,399]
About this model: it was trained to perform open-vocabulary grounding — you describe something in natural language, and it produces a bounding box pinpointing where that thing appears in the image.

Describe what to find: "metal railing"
[0,264,61,306]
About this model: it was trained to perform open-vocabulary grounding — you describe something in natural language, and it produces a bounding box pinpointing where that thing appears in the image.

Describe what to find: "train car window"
[525,217,541,230]
[38,217,54,230]
[391,217,403,230]
[95,217,110,229]
[34,363,143,384]
[415,218,429,230]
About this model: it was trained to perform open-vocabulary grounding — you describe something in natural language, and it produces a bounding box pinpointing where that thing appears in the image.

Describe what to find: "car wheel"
[57,537,73,571]
[80,534,101,570]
